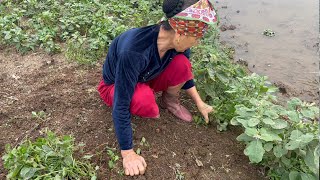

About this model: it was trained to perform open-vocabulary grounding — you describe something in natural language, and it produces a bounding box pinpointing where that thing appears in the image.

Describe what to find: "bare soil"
[0,49,266,179]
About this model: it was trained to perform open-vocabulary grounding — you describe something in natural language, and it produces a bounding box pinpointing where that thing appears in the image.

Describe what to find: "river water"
[216,0,319,102]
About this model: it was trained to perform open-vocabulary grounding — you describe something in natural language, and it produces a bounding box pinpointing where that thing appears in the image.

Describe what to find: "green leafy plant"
[139,137,149,147]
[232,97,319,179]
[31,110,46,120]
[106,148,119,170]
[263,29,275,37]
[192,29,319,179]
[2,131,98,179]
[173,163,185,180]
[193,115,208,126]
[136,137,149,155]
[0,0,163,63]
[192,29,276,130]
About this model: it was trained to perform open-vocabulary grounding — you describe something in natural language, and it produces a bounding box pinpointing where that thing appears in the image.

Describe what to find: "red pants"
[98,54,193,118]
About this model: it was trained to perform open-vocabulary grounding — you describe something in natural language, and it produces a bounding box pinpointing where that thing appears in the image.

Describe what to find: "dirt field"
[0,49,266,179]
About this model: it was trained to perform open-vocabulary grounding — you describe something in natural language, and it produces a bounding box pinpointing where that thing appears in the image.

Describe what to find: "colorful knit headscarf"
[165,0,218,37]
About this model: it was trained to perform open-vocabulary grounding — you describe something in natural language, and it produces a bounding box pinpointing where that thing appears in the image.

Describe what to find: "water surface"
[216,0,319,102]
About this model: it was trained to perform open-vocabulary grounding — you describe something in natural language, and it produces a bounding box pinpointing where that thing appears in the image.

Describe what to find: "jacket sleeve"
[112,51,146,150]
[182,48,195,89]
[183,48,191,59]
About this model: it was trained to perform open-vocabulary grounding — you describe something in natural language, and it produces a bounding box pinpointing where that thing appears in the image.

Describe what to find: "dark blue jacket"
[102,24,194,150]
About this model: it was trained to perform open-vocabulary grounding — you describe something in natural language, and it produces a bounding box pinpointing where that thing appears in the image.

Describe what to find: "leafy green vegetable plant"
[232,97,319,179]
[0,0,163,63]
[192,28,319,179]
[106,148,119,170]
[2,131,98,180]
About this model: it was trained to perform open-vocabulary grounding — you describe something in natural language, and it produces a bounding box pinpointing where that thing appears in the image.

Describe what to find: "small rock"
[172,152,176,157]
[236,10,240,13]
[156,128,160,133]
[225,168,231,173]
[151,154,158,159]
[46,59,54,65]
[228,25,236,30]
[236,58,248,67]
[273,82,287,94]
[278,86,287,94]
[11,74,20,80]
[222,5,227,8]
[42,59,55,66]
[159,150,165,155]
[198,148,207,157]
[210,165,216,171]
[195,159,204,167]
[220,24,228,31]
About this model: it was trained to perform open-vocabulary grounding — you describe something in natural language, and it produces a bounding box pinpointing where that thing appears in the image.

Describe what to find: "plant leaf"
[259,128,282,142]
[136,148,141,155]
[287,98,302,110]
[264,142,273,152]
[301,109,315,119]
[216,71,229,83]
[230,117,240,125]
[31,111,37,118]
[83,154,93,160]
[244,140,265,163]
[236,133,255,142]
[207,68,215,79]
[20,167,37,179]
[245,128,259,137]
[262,118,275,125]
[273,144,287,158]
[264,110,279,119]
[108,161,114,169]
[300,173,317,180]
[54,174,62,180]
[289,171,300,180]
[290,130,303,140]
[285,133,314,150]
[287,111,300,122]
[314,145,319,169]
[304,147,317,175]
[281,156,291,167]
[248,118,260,127]
[271,119,288,129]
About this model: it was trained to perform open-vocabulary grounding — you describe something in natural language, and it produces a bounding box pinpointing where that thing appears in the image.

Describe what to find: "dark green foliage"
[0,0,163,64]
[2,131,97,179]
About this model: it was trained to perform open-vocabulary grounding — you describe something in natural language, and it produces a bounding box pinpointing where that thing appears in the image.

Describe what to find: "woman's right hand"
[121,149,147,176]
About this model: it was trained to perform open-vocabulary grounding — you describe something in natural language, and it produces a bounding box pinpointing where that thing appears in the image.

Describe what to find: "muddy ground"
[216,0,319,103]
[0,50,267,179]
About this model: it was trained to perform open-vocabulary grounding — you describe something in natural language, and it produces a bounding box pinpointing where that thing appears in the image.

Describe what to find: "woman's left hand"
[197,102,214,124]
